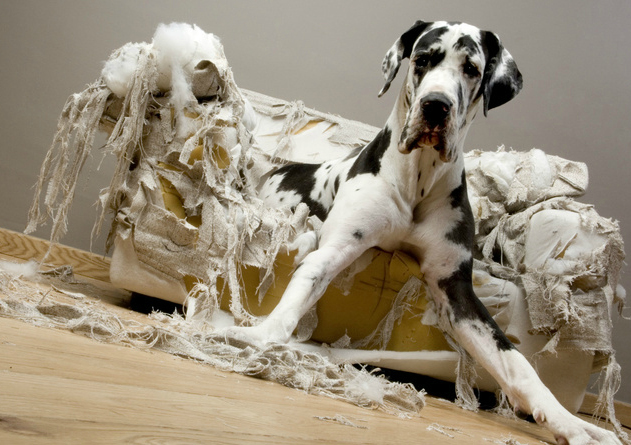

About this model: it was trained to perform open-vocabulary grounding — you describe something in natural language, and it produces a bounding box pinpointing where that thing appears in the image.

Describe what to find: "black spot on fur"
[431,50,446,67]
[334,175,341,194]
[275,163,329,221]
[445,170,475,249]
[478,31,523,115]
[448,170,468,209]
[397,20,433,60]
[457,83,465,115]
[411,26,449,55]
[454,35,480,56]
[438,259,515,351]
[413,49,446,78]
[352,229,363,240]
[347,127,392,179]
[310,275,320,289]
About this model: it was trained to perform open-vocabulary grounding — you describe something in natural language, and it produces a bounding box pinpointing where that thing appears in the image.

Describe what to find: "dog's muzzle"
[400,93,454,161]
[419,93,452,149]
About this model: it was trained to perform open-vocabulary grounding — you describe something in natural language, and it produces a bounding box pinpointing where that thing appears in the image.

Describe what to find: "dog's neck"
[379,86,478,207]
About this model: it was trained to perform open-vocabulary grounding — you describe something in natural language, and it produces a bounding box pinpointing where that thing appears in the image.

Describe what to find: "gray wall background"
[2,1,630,402]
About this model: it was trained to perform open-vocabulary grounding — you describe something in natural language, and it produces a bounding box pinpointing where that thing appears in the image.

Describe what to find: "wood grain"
[581,393,631,430]
[0,228,110,282]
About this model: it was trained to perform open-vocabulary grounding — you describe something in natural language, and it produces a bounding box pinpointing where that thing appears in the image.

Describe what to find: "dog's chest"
[259,138,465,226]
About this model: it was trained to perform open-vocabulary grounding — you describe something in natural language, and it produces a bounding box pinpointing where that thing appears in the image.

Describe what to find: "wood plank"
[0,228,110,282]
[580,392,631,430]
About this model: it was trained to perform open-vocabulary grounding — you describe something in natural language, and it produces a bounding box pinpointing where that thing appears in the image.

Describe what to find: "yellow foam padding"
[184,110,200,119]
[187,142,230,170]
[211,144,230,169]
[157,163,202,227]
[158,175,187,220]
[293,119,323,135]
[188,144,204,165]
[159,170,450,352]
[214,250,450,352]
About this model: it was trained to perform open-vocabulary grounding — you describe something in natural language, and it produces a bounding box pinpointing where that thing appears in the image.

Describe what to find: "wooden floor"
[0,228,627,444]
[1,316,556,445]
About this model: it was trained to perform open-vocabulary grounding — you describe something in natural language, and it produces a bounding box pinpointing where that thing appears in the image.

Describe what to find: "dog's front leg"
[423,258,621,445]
[225,173,404,346]
[224,235,373,346]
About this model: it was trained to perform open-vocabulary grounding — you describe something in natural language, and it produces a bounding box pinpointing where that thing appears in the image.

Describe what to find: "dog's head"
[379,21,522,162]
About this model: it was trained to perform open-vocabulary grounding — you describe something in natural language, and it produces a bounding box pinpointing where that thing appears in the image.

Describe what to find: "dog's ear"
[480,31,523,116]
[378,20,432,97]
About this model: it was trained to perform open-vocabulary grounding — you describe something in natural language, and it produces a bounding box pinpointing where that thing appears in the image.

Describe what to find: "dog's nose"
[421,94,452,128]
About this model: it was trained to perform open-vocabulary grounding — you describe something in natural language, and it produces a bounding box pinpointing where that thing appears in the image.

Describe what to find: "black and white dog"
[228,21,620,444]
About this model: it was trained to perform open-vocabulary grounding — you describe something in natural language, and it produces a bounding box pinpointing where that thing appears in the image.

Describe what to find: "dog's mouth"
[400,127,451,161]
[416,130,441,148]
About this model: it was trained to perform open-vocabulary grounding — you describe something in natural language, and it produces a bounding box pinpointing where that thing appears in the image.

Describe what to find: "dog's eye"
[463,61,480,78]
[415,55,430,69]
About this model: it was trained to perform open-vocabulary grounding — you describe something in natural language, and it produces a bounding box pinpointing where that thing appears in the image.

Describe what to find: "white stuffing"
[346,371,386,406]
[0,259,40,281]
[100,42,146,98]
[152,22,225,107]
[101,22,226,109]
[241,97,258,132]
[100,22,242,140]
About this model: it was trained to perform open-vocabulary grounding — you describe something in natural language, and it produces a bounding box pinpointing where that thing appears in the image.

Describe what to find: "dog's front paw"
[534,408,622,445]
[218,326,264,348]
[553,423,621,445]
[219,323,290,348]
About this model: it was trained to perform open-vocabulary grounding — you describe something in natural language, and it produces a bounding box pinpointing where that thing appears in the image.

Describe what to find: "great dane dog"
[226,21,621,444]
